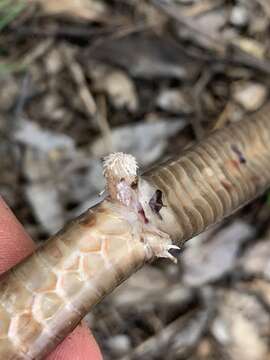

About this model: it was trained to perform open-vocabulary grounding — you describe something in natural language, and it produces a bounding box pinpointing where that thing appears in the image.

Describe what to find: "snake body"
[140,105,270,243]
[0,201,150,359]
[1,105,270,359]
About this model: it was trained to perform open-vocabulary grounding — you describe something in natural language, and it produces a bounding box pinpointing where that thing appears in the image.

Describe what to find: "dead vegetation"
[1,1,270,359]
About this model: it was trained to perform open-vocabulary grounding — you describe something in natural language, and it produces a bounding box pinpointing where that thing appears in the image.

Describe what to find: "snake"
[1,104,270,359]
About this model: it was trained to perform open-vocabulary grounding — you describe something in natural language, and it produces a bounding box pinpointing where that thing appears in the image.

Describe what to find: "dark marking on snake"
[231,144,246,164]
[149,190,165,219]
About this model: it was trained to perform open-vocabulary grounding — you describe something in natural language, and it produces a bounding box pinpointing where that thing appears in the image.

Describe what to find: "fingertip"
[46,323,102,360]
[0,196,35,274]
[0,200,103,359]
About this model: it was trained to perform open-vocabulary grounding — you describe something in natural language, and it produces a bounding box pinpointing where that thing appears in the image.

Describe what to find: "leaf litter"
[1,1,270,358]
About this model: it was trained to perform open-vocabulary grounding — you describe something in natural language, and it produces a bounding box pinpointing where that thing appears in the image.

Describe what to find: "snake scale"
[1,104,270,359]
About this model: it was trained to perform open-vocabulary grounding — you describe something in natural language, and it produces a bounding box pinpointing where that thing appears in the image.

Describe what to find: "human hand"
[0,196,102,360]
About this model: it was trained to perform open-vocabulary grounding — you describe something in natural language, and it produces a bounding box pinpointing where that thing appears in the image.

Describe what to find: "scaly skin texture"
[1,105,270,359]
[140,104,270,243]
[0,200,172,359]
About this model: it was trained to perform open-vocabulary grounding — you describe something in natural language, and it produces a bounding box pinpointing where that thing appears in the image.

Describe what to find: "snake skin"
[1,105,270,358]
[142,105,270,243]
[0,201,148,359]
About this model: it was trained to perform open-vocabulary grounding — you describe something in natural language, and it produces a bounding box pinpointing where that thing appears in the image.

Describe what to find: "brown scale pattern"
[143,105,270,243]
[0,202,148,359]
[1,105,270,359]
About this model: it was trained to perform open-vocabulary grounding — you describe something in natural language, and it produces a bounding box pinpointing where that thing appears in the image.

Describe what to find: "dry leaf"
[182,221,254,286]
[233,81,267,112]
[212,290,270,360]
[35,0,106,20]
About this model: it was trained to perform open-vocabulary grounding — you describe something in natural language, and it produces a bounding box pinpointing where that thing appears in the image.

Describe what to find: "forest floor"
[1,1,270,359]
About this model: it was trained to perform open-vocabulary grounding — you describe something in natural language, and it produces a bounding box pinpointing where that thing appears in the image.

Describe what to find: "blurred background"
[1,0,270,359]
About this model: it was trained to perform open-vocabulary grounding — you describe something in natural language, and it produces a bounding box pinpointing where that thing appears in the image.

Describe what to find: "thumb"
[46,322,102,360]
